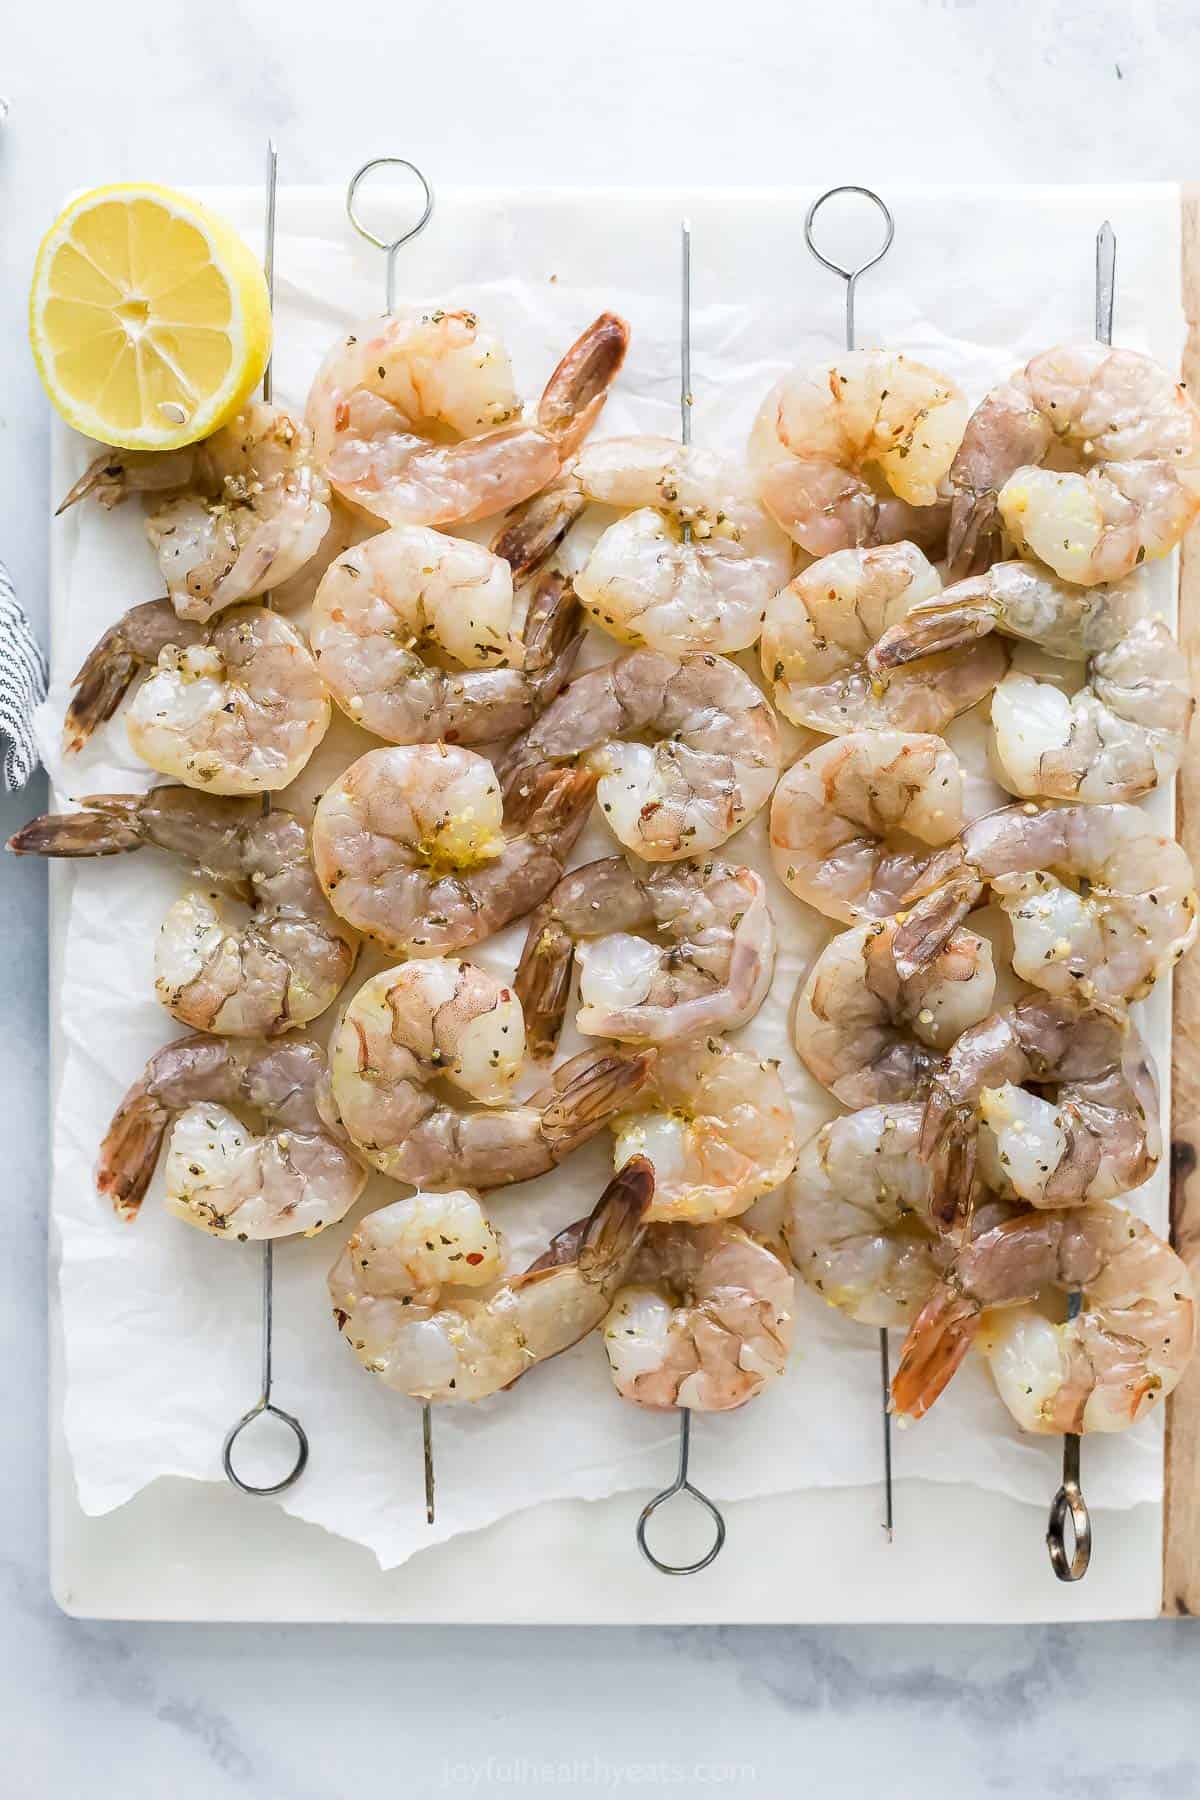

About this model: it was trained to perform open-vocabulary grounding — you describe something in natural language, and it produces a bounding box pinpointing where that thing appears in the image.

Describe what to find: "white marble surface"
[5,0,1200,1792]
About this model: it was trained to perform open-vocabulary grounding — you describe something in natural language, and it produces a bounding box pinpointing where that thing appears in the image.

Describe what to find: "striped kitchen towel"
[0,561,48,791]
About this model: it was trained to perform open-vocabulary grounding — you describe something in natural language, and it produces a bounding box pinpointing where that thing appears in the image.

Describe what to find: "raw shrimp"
[759,542,1007,735]
[896,801,1199,1011]
[749,351,967,556]
[311,743,596,956]
[783,1104,1014,1326]
[602,1219,795,1411]
[309,524,584,744]
[792,902,997,1109]
[494,438,792,654]
[612,1037,798,1223]
[501,650,781,862]
[328,1158,653,1403]
[770,731,966,923]
[947,344,1200,585]
[98,1032,365,1236]
[326,959,652,1189]
[890,1202,1195,1431]
[919,992,1162,1211]
[59,403,331,622]
[514,855,775,1055]
[867,559,1193,803]
[306,307,628,528]
[8,788,356,1035]
[65,599,330,794]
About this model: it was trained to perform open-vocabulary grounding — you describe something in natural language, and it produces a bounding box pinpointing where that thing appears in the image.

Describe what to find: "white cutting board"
[46,183,1182,1620]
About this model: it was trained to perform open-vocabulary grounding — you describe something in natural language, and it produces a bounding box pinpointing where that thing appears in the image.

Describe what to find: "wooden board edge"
[1163,182,1200,1616]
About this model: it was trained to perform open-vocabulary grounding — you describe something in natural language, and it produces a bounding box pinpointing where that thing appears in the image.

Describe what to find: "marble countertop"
[4,1,1200,1793]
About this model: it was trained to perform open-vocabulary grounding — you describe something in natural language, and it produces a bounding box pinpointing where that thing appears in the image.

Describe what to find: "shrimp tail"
[869,600,997,676]
[96,1077,171,1220]
[514,909,575,1058]
[55,450,130,515]
[525,1155,654,1279]
[890,1282,982,1420]
[491,474,588,582]
[926,1118,979,1231]
[945,494,1003,582]
[575,1155,655,1284]
[537,311,630,459]
[521,570,586,707]
[504,762,599,847]
[892,871,984,977]
[7,794,147,858]
[538,1046,655,1159]
[64,623,143,750]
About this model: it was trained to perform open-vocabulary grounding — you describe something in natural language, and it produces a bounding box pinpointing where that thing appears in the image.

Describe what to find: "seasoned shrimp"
[602,1219,795,1410]
[59,403,331,622]
[312,743,595,956]
[65,599,330,793]
[98,1032,365,1236]
[612,1037,797,1223]
[760,543,1006,735]
[770,732,966,923]
[749,352,966,556]
[306,307,628,529]
[501,650,781,861]
[310,525,584,745]
[946,344,1200,585]
[326,959,652,1189]
[919,992,1162,1211]
[792,903,997,1109]
[514,855,775,1055]
[8,788,356,1035]
[868,559,1193,803]
[890,1203,1195,1431]
[494,438,792,654]
[897,801,1199,1011]
[783,1103,1013,1326]
[329,1158,653,1403]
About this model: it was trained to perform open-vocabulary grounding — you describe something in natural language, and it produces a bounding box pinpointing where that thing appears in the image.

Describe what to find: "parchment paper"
[40,184,1183,1571]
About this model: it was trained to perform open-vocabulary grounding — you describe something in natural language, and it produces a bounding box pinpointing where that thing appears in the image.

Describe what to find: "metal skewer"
[345,154,437,1524]
[1045,222,1115,1585]
[803,184,897,1542]
[635,219,727,1578]
[221,142,310,1497]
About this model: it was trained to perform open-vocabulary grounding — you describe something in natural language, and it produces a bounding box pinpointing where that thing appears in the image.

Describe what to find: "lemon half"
[30,183,271,451]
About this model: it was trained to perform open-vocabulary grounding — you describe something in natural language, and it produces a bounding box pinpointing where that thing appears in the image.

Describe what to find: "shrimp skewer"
[306,308,629,529]
[325,960,653,1190]
[895,801,1199,1012]
[494,437,793,655]
[9,788,357,1035]
[890,1203,1195,1432]
[330,1159,654,1403]
[868,559,1192,803]
[311,743,596,957]
[918,992,1162,1213]
[792,901,997,1110]
[612,1038,798,1224]
[749,351,967,557]
[64,600,330,794]
[59,402,331,622]
[309,531,584,747]
[760,542,1007,736]
[946,343,1200,585]
[98,1033,365,1237]
[770,731,966,923]
[603,1219,795,1411]
[515,855,775,1055]
[501,650,781,862]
